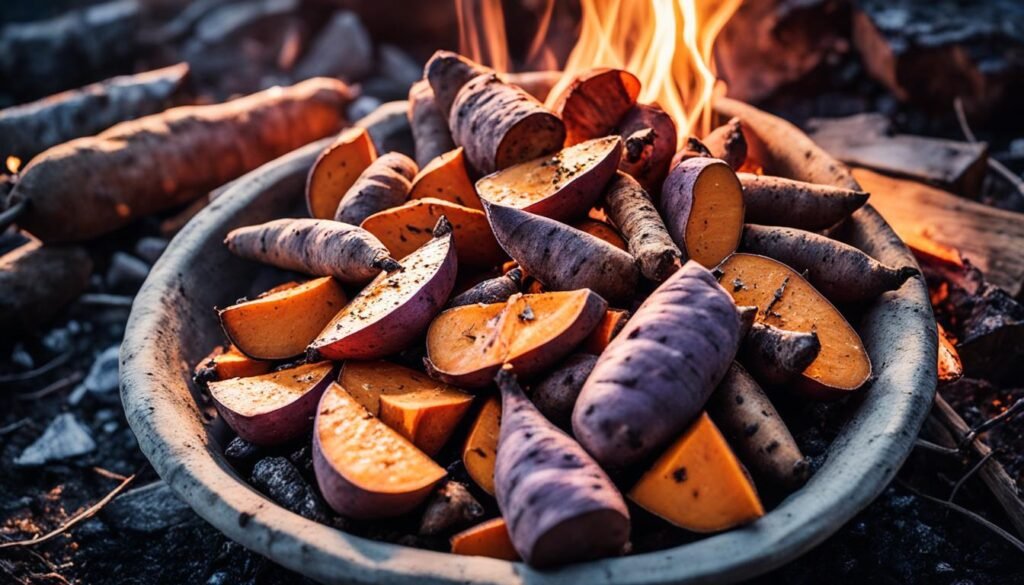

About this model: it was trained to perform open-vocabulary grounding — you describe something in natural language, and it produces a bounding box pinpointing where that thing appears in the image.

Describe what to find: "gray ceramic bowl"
[120,106,938,584]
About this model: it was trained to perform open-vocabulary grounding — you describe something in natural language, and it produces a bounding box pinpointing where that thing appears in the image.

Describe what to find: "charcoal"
[85,344,121,395]
[103,481,195,534]
[250,457,326,522]
[105,252,150,292]
[134,237,169,264]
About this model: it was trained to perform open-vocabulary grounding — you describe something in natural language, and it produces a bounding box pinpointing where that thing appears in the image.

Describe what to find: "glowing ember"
[6,155,22,174]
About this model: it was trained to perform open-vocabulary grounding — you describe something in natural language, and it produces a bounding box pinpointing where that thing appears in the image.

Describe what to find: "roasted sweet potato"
[475,136,621,222]
[313,382,446,518]
[494,368,630,568]
[549,68,641,146]
[573,219,627,251]
[334,152,417,225]
[408,148,483,210]
[224,218,398,284]
[582,308,630,354]
[462,396,501,495]
[718,253,872,397]
[603,172,682,281]
[484,201,639,305]
[308,219,457,360]
[530,353,597,430]
[660,157,745,268]
[741,323,821,388]
[425,50,491,120]
[426,289,607,388]
[408,79,456,167]
[0,236,92,332]
[339,360,473,456]
[702,117,747,170]
[306,126,377,219]
[218,277,348,360]
[628,413,764,532]
[450,517,519,561]
[617,103,677,193]
[209,361,337,446]
[448,267,523,308]
[361,198,504,268]
[738,173,868,231]
[573,261,742,469]
[193,345,272,382]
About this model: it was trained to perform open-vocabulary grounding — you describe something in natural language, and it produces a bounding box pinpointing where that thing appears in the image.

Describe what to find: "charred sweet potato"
[660,157,745,268]
[741,322,821,388]
[462,396,501,495]
[549,68,641,146]
[447,267,523,308]
[306,126,377,219]
[450,517,519,561]
[408,148,483,210]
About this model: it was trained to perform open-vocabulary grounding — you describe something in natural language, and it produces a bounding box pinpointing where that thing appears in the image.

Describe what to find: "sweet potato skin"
[334,152,417,225]
[702,117,747,171]
[425,50,491,120]
[617,104,677,193]
[10,78,350,243]
[447,267,522,308]
[0,238,92,332]
[224,218,396,284]
[573,261,742,469]
[741,322,821,387]
[549,68,640,146]
[603,172,681,281]
[530,353,597,430]
[408,80,456,167]
[739,173,868,231]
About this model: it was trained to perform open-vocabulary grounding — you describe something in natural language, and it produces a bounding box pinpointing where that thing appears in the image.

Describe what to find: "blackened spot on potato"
[672,467,688,483]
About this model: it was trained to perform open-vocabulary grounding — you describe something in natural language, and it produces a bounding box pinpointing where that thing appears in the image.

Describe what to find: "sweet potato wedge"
[339,360,473,456]
[462,396,501,495]
[306,126,377,219]
[308,219,457,360]
[194,345,272,382]
[660,157,745,268]
[450,517,519,561]
[628,413,765,532]
[426,289,607,388]
[218,276,348,360]
[409,148,483,210]
[548,68,641,146]
[581,308,630,354]
[718,253,872,397]
[209,361,337,446]
[313,382,446,518]
[361,198,504,268]
[475,136,622,222]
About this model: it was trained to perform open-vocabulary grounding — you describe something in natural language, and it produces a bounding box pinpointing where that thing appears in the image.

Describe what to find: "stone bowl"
[120,105,938,583]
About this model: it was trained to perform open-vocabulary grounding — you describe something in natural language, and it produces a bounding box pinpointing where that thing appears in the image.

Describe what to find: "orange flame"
[456,0,741,143]
[6,155,21,174]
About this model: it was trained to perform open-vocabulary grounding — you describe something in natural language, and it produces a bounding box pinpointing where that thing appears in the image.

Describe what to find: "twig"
[0,472,136,550]
[16,371,84,401]
[0,418,30,436]
[953,98,978,143]
[914,438,961,457]
[949,451,995,504]
[92,466,129,482]
[76,293,134,308]
[0,352,72,384]
[954,97,1024,200]
[898,478,1024,554]
[960,396,1024,448]
[0,199,27,234]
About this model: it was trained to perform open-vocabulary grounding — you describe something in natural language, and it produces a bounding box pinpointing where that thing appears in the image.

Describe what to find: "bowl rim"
[120,112,938,585]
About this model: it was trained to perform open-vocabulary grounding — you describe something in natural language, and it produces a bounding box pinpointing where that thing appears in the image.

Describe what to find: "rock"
[347,95,382,122]
[250,457,327,522]
[293,10,373,82]
[15,413,96,466]
[378,44,421,87]
[105,252,150,292]
[134,237,169,264]
[85,345,121,395]
[103,481,195,533]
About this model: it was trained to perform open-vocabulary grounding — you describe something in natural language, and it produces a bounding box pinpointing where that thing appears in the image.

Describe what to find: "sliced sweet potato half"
[661,157,745,268]
[209,361,337,446]
[308,221,457,361]
[462,396,501,494]
[548,68,641,146]
[306,127,377,219]
[409,148,483,210]
[451,517,519,561]
[425,289,608,388]
[475,136,622,222]
[718,253,872,397]
[340,360,474,456]
[628,413,764,533]
[194,345,272,382]
[581,308,630,354]
[360,198,505,268]
[313,382,446,518]
[219,276,348,360]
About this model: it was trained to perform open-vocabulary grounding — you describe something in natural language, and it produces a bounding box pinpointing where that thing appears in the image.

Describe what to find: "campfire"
[1,0,1023,583]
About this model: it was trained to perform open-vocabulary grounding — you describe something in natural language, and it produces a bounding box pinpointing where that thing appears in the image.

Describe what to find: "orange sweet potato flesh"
[360,198,505,268]
[661,157,745,268]
[462,396,501,495]
[306,126,377,219]
[549,68,641,146]
[195,345,272,381]
[219,276,348,360]
[573,219,627,251]
[451,517,519,561]
[628,413,764,532]
[718,253,872,396]
[425,290,607,388]
[582,308,630,354]
[409,148,483,210]
[340,361,474,456]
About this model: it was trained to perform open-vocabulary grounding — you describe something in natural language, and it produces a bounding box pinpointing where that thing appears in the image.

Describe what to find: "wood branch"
[852,168,1024,297]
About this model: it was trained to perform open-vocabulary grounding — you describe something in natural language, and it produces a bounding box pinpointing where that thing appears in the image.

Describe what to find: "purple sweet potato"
[529,353,598,430]
[741,322,821,388]
[617,103,677,194]
[447,267,523,308]
[424,50,491,120]
[408,80,456,167]
[603,172,681,281]
[660,157,745,268]
[334,152,418,225]
[739,173,868,231]
[572,260,743,468]
[702,117,747,170]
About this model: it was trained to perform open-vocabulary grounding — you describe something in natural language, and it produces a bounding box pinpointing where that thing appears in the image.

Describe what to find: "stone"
[85,345,121,395]
[15,413,96,466]
[103,481,195,533]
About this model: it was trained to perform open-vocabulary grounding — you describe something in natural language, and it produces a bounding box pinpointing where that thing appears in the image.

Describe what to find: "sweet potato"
[582,308,630,354]
[484,202,640,305]
[9,78,351,243]
[448,267,523,308]
[708,364,810,489]
[361,198,504,268]
[669,136,713,169]
[224,218,398,284]
[628,413,764,532]
[462,396,501,495]
[603,172,682,281]
[0,237,92,332]
[475,136,622,222]
[741,323,821,388]
[419,481,485,536]
[660,157,745,268]
[702,117,747,170]
[339,360,473,456]
[305,126,377,219]
[494,368,630,568]
[408,79,456,167]
[313,382,446,518]
[408,148,483,210]
[572,261,742,469]
[450,517,519,561]
[548,68,641,146]
[333,152,418,225]
[617,103,677,193]
[718,253,872,397]
[449,73,566,175]
[209,361,337,446]
[308,219,457,360]
[426,289,607,388]
[218,276,348,360]
[425,50,491,120]
[530,353,597,430]
[741,224,918,303]
[739,173,869,231]
[573,219,627,251]
[193,345,272,383]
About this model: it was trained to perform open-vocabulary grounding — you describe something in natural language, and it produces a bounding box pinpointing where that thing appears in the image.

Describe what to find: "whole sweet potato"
[334,152,417,225]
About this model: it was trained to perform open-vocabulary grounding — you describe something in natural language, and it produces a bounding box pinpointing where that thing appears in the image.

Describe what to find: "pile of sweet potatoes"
[194,52,919,569]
